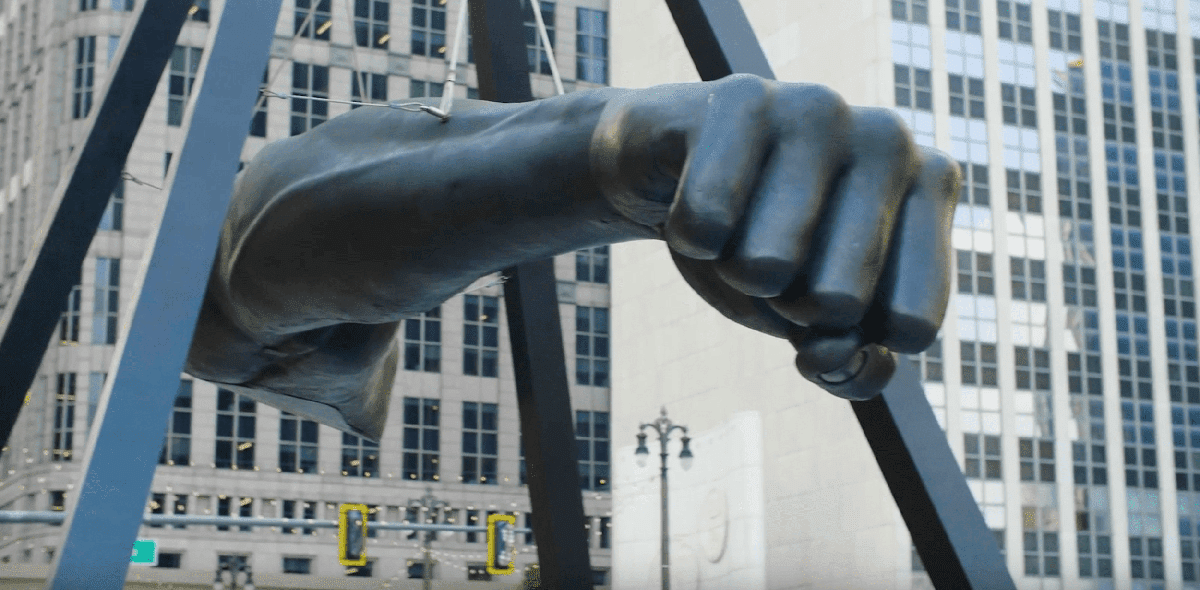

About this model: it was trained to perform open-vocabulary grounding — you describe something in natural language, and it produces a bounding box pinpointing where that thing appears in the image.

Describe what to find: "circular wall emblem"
[701,487,728,563]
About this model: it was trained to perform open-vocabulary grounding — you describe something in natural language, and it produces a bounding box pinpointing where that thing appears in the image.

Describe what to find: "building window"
[53,373,76,461]
[464,296,499,377]
[576,8,607,84]
[405,306,442,372]
[1130,536,1166,579]
[167,494,187,530]
[50,491,66,511]
[468,563,492,581]
[519,433,527,485]
[159,379,192,466]
[576,246,609,283]
[291,63,329,136]
[281,500,317,535]
[236,497,253,532]
[351,72,387,108]
[403,397,440,481]
[956,251,994,296]
[409,79,444,98]
[93,257,120,345]
[156,553,182,569]
[79,0,97,9]
[465,509,481,543]
[576,411,610,491]
[354,0,390,49]
[523,1,556,75]
[949,74,985,119]
[462,402,498,484]
[59,284,81,344]
[997,0,1033,43]
[599,516,610,548]
[411,0,446,57]
[148,493,166,528]
[72,37,95,119]
[99,180,124,231]
[892,0,928,23]
[576,306,609,387]
[250,67,268,138]
[188,0,209,21]
[215,389,256,470]
[83,373,105,432]
[283,556,311,574]
[167,46,203,127]
[1023,531,1061,576]
[1001,83,1037,128]
[217,555,248,574]
[1047,9,1081,52]
[1014,346,1051,391]
[909,338,944,382]
[964,433,1002,479]
[1011,257,1047,302]
[407,559,431,578]
[279,412,318,473]
[342,433,379,477]
[944,0,981,33]
[961,341,999,386]
[1019,437,1055,481]
[959,162,990,205]
[1006,169,1043,214]
[295,0,332,40]
[894,65,933,111]
[216,496,231,531]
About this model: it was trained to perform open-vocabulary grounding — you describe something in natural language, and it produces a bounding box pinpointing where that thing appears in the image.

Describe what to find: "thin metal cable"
[529,0,564,95]
[437,0,471,116]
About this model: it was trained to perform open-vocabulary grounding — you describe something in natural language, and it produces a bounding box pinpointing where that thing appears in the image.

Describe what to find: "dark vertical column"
[0,0,193,456]
[663,1,1016,588]
[469,1,594,588]
[43,0,282,587]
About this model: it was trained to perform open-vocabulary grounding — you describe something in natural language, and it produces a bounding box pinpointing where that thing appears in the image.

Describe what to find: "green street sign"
[130,539,157,566]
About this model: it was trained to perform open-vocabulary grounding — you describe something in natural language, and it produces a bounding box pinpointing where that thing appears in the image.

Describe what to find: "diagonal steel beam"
[469,0,596,588]
[662,1,1016,588]
[43,0,282,587]
[0,0,194,457]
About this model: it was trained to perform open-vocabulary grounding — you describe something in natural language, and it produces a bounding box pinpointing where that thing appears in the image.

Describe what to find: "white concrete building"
[609,0,1200,589]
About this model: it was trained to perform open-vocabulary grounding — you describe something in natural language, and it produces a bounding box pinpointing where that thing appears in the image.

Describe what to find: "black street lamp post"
[635,406,693,590]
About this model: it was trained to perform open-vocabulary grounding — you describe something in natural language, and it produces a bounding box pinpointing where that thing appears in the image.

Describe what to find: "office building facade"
[609,0,1200,589]
[0,0,614,586]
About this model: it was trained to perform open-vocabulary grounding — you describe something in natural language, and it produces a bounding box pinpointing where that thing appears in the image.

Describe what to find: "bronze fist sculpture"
[185,74,961,441]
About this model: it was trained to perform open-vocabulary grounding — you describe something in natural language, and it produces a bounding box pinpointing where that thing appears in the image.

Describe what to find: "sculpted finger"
[664,74,774,260]
[768,107,921,329]
[712,85,853,298]
[862,146,961,353]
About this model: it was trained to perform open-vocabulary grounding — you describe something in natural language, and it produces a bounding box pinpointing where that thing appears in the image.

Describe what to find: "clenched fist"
[187,73,961,441]
[591,74,961,398]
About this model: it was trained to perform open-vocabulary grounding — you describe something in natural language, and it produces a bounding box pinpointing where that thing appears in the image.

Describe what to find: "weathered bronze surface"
[184,75,961,441]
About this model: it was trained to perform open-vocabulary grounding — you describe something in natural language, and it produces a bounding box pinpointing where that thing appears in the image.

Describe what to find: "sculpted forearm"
[216,86,657,342]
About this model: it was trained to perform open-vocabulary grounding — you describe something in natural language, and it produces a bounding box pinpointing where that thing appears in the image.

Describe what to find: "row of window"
[895,64,1039,128]
[155,385,614,490]
[895,0,1075,50]
[402,297,610,387]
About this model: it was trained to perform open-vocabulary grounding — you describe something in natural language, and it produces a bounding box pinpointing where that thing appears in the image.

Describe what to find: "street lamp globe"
[679,436,694,471]
[635,433,649,468]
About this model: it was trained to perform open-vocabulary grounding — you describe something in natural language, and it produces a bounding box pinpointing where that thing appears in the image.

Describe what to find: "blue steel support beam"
[662,1,1016,588]
[0,0,194,456]
[468,0,596,587]
[43,1,282,588]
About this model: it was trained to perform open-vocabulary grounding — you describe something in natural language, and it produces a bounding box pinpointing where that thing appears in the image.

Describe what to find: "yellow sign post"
[486,513,517,575]
[338,503,368,566]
